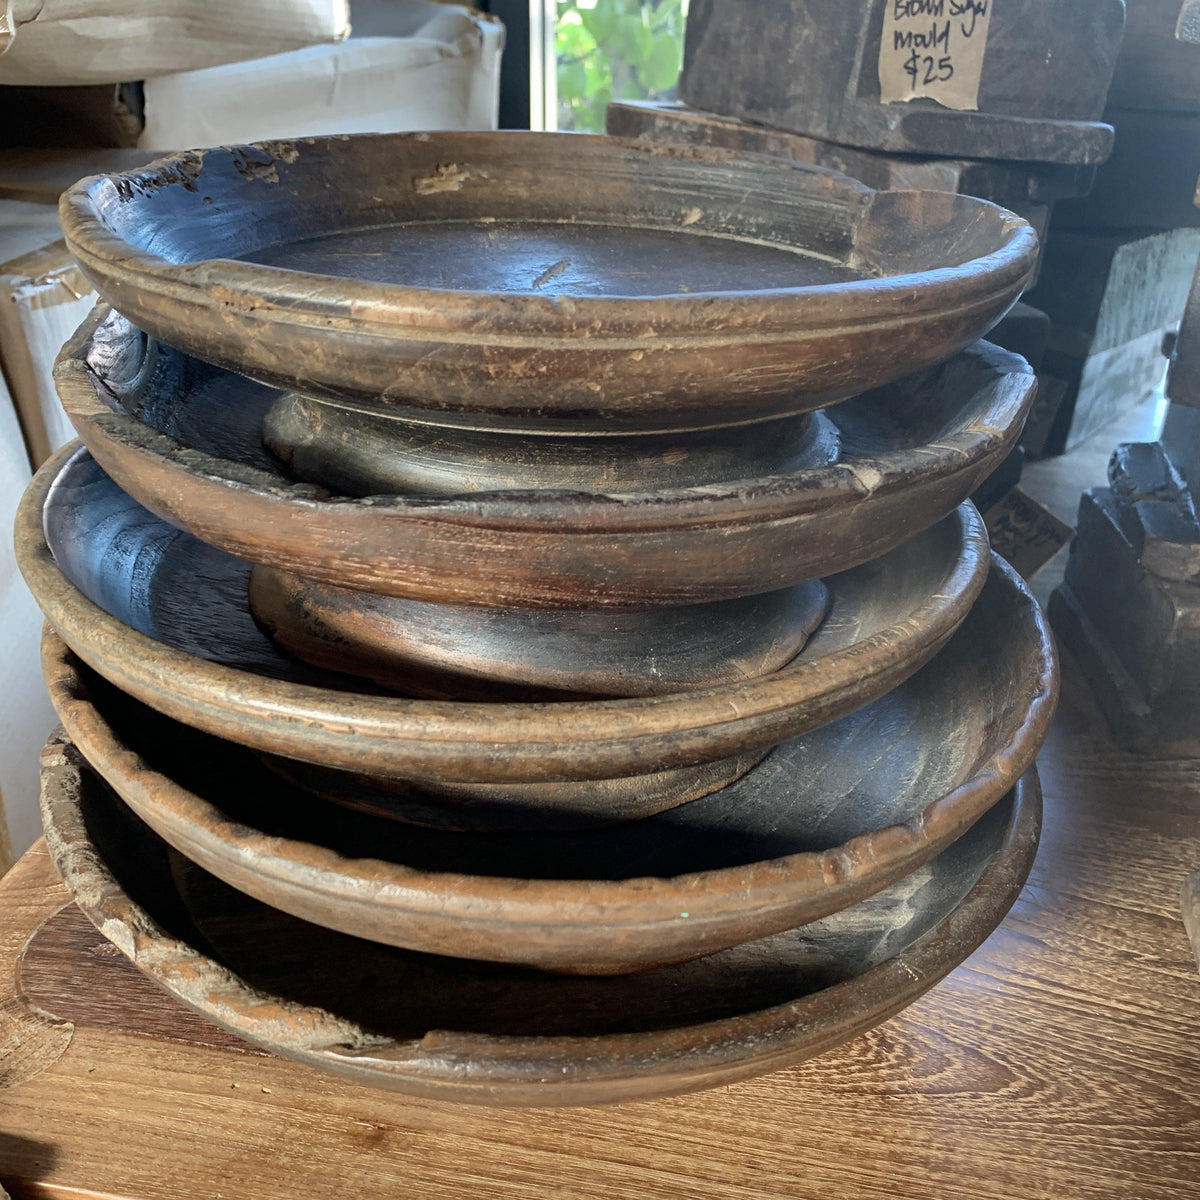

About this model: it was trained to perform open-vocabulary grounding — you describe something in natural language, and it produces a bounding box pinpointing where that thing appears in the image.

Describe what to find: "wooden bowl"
[58,132,1036,435]
[54,308,1036,607]
[39,733,1041,1107]
[39,554,1057,973]
[20,450,992,813]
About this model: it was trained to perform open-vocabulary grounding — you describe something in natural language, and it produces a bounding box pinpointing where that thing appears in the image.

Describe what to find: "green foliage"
[556,0,687,132]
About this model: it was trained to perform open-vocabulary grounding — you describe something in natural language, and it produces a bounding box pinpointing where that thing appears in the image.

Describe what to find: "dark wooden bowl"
[39,734,1041,1107]
[58,132,1036,435]
[39,554,1057,973]
[54,309,1036,607]
[20,451,992,806]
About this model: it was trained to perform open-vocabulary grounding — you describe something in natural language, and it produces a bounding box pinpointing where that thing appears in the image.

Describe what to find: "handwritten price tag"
[878,0,993,111]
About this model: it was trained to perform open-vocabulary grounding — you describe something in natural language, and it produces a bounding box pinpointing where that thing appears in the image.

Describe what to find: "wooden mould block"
[679,0,1123,165]
[1167,254,1200,409]
[1051,480,1200,754]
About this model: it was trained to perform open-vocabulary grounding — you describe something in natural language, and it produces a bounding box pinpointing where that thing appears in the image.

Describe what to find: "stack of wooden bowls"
[18,131,1056,1106]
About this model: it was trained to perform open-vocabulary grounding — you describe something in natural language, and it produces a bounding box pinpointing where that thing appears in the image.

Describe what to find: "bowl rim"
[58,131,1039,340]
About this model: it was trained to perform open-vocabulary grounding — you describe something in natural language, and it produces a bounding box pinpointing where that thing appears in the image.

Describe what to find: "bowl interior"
[84,134,887,293]
[41,450,980,697]
[53,739,1019,1037]
[76,135,1025,306]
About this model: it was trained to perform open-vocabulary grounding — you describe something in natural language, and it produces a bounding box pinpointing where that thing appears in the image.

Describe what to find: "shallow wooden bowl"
[59,132,1036,435]
[20,450,992,815]
[40,555,1056,973]
[39,735,1041,1107]
[55,309,1036,607]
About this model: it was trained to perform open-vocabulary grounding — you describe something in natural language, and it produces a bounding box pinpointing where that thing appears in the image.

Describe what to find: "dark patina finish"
[39,556,1056,973]
[38,733,1041,1106]
[59,132,1035,435]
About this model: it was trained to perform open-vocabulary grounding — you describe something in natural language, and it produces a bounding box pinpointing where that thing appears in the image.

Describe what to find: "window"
[554,0,689,132]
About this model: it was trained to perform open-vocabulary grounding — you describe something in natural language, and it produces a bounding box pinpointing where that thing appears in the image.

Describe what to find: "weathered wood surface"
[679,0,1122,164]
[1182,0,1200,43]
[29,741,1038,1106]
[1050,488,1200,754]
[1168,250,1200,409]
[1181,870,1200,971]
[54,312,1036,608]
[1029,228,1200,359]
[36,557,1056,974]
[19,454,992,802]
[245,564,831,700]
[58,132,1035,433]
[261,393,837,497]
[1023,227,1200,457]
[1,658,1198,1197]
[981,487,1074,581]
[606,101,1098,205]
[1163,398,1200,486]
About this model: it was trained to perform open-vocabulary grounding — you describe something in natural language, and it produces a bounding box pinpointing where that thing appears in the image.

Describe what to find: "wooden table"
[1,656,1198,1200]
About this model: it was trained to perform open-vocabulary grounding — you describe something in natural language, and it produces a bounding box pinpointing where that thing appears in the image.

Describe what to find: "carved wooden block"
[679,0,1123,164]
[1163,398,1200,483]
[981,488,1073,582]
[1050,481,1200,754]
[1167,254,1200,408]
[1107,442,1200,580]
[1181,0,1200,42]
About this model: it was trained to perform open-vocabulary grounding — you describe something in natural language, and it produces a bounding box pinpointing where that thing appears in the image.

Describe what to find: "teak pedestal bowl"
[20,446,994,826]
[55,309,1036,608]
[40,733,1041,1107]
[39,553,1057,973]
[59,132,1036,435]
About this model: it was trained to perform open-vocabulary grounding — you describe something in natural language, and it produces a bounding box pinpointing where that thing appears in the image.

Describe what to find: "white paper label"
[878,0,993,111]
